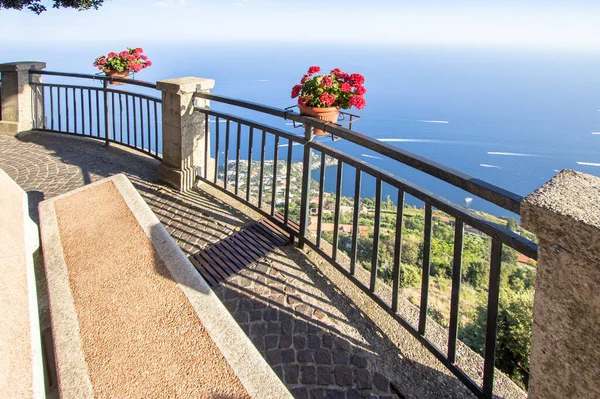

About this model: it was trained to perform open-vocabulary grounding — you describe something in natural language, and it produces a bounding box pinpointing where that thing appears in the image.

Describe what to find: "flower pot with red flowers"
[291,66,366,135]
[93,47,152,85]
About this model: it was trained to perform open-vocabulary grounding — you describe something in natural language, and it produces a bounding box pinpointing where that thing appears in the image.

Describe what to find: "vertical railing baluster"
[95,89,100,138]
[50,86,54,130]
[80,88,85,135]
[119,94,123,142]
[88,89,93,136]
[316,154,326,247]
[298,125,314,249]
[65,87,69,132]
[448,219,464,363]
[111,92,116,140]
[482,239,503,397]
[284,139,293,224]
[224,120,230,190]
[235,123,241,196]
[73,88,77,133]
[125,95,130,143]
[370,178,382,291]
[103,80,109,144]
[154,101,159,157]
[246,127,253,202]
[139,97,144,150]
[42,86,47,129]
[132,95,137,148]
[418,203,433,335]
[57,86,62,131]
[391,189,405,313]
[332,162,343,261]
[204,113,209,179]
[350,170,362,275]
[271,135,279,216]
[214,116,220,183]
[258,130,266,208]
[146,99,151,153]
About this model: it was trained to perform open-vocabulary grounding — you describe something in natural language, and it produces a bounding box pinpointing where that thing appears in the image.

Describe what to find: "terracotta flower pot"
[298,105,340,135]
[105,70,129,85]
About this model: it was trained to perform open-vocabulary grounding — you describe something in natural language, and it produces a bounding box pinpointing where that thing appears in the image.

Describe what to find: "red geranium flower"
[349,95,366,110]
[349,73,365,86]
[340,82,351,93]
[354,85,367,95]
[291,84,302,98]
[321,76,333,88]
[307,65,321,75]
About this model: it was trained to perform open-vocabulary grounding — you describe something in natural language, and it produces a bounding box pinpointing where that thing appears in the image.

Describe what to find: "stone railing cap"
[0,62,46,72]
[523,169,600,230]
[156,77,215,94]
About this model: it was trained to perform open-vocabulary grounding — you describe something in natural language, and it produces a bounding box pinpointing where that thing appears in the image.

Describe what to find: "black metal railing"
[29,71,162,159]
[25,69,538,398]
[193,92,538,399]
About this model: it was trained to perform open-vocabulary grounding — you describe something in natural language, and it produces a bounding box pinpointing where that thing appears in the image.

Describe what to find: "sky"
[1,0,600,50]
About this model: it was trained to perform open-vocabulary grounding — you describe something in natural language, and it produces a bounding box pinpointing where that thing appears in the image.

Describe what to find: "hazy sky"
[1,0,600,50]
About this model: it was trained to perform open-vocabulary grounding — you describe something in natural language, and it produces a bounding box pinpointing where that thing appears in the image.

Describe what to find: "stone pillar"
[156,77,214,192]
[521,169,600,399]
[0,62,46,135]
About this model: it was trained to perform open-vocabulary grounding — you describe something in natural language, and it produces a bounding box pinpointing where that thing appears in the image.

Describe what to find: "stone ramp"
[39,174,290,398]
[0,169,44,399]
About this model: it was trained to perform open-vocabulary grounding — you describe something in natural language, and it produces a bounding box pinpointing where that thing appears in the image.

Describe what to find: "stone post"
[156,77,214,192]
[0,62,46,135]
[521,170,600,399]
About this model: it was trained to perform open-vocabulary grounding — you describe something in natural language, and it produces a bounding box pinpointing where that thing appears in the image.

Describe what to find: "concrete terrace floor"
[0,131,495,399]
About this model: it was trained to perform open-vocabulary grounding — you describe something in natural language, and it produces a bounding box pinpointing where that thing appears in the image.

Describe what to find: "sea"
[3,41,600,217]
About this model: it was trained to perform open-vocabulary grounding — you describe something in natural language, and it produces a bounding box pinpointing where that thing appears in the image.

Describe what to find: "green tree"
[506,218,519,232]
[0,0,103,13]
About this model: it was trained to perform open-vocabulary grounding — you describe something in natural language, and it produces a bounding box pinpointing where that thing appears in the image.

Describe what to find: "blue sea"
[3,41,600,217]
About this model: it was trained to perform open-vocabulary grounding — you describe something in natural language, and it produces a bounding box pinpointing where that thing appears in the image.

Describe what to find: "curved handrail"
[31,70,158,89]
[195,92,523,214]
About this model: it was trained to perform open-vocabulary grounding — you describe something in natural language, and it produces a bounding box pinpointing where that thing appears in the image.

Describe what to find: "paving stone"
[296,304,313,317]
[294,319,308,333]
[265,349,282,366]
[281,319,294,335]
[279,334,293,349]
[281,348,295,363]
[291,387,309,399]
[334,365,353,386]
[273,365,284,379]
[333,350,350,365]
[287,294,303,305]
[347,388,364,399]
[308,334,321,349]
[325,389,345,399]
[354,368,372,390]
[317,366,334,385]
[249,310,262,321]
[279,311,294,321]
[250,322,266,338]
[373,372,390,392]
[265,335,279,350]
[314,309,327,320]
[321,334,333,348]
[284,364,300,384]
[315,349,332,364]
[251,336,265,351]
[240,324,250,336]
[267,321,281,335]
[309,388,326,399]
[297,349,314,363]
[334,339,351,352]
[300,365,316,385]
[351,354,368,368]
[234,311,249,323]
[293,334,306,350]
[264,308,278,321]
[307,323,320,334]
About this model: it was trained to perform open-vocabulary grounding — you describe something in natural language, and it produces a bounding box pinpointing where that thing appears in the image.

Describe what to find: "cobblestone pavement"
[0,132,487,399]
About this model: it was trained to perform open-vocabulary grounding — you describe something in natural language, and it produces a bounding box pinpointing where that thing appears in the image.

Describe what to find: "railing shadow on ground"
[10,131,518,399]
